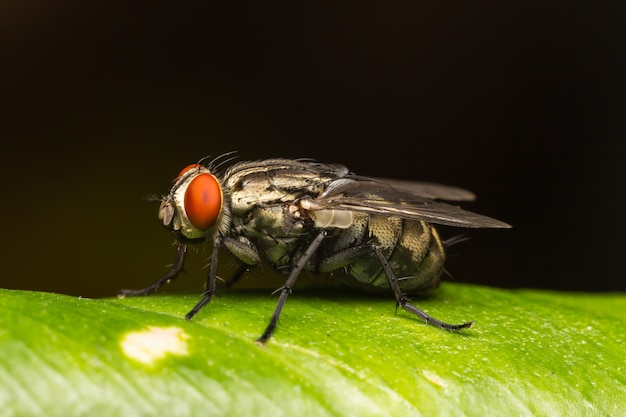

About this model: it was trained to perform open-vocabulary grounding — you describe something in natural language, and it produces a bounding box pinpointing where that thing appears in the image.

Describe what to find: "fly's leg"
[319,243,473,331]
[118,244,187,297]
[372,246,474,331]
[185,236,223,320]
[257,230,327,344]
[186,236,261,320]
[221,266,247,288]
[316,244,374,272]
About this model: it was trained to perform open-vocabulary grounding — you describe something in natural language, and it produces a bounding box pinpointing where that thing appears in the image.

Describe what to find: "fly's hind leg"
[372,246,474,331]
[318,243,473,331]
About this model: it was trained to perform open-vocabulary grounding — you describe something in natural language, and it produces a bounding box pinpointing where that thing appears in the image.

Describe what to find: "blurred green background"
[1,2,625,298]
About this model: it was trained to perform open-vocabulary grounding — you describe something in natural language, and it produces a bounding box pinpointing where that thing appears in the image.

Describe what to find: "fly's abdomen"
[345,217,445,293]
[391,223,445,293]
[346,215,401,285]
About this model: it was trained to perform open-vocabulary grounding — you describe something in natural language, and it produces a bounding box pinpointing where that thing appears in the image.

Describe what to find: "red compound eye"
[175,163,203,182]
[183,173,222,230]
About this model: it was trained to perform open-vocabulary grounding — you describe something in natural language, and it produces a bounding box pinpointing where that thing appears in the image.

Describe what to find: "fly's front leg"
[119,244,187,297]
[372,246,474,331]
[186,235,261,320]
[257,230,327,344]
[185,236,223,320]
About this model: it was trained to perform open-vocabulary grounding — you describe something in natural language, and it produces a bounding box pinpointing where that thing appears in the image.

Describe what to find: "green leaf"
[1,284,624,416]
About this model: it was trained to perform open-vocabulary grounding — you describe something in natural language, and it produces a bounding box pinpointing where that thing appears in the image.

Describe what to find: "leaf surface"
[0,285,624,416]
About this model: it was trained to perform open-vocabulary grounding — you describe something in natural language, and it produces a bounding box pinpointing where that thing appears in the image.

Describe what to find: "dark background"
[2,2,625,298]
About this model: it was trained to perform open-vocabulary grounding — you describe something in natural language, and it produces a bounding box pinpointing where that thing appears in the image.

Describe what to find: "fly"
[120,155,511,343]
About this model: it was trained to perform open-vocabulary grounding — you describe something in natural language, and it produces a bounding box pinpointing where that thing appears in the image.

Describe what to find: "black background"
[2,2,625,297]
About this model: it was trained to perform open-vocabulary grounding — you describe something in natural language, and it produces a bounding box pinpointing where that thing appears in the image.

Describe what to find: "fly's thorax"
[232,204,307,238]
[230,203,313,267]
[159,164,231,242]
[222,159,346,216]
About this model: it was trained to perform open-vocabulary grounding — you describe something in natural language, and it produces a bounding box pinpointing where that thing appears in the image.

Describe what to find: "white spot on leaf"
[121,326,189,365]
[422,370,448,388]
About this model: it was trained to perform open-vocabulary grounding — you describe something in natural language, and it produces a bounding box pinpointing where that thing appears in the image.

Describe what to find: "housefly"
[120,155,510,343]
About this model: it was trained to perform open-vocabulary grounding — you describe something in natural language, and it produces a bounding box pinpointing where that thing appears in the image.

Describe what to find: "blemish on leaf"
[121,326,189,365]
[423,370,448,388]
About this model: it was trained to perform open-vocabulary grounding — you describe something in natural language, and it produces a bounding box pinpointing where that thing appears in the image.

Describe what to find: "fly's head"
[158,163,225,242]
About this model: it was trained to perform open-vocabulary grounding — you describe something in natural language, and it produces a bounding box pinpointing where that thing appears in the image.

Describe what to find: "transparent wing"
[372,178,477,201]
[308,178,511,229]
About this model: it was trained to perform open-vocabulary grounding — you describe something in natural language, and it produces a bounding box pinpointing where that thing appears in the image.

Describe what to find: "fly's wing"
[308,178,511,229]
[373,178,477,201]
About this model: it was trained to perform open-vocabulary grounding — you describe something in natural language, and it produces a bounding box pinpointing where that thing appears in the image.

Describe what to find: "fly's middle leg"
[256,230,327,344]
